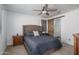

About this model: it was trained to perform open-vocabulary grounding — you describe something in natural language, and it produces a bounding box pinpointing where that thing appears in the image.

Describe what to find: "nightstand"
[42,33,49,36]
[13,35,23,46]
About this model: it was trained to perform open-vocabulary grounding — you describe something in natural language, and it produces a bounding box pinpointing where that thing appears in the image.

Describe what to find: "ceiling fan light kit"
[42,11,47,14]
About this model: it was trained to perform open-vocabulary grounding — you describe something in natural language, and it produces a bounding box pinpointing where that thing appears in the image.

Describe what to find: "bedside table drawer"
[14,39,21,43]
[13,37,20,41]
[13,36,23,46]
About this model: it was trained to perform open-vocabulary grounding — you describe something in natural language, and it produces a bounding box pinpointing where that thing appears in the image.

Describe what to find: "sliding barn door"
[48,19,54,36]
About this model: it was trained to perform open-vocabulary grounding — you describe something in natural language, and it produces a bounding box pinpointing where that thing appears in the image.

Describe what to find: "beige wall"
[61,9,79,45]
[0,5,7,54]
[6,11,42,45]
[49,8,79,46]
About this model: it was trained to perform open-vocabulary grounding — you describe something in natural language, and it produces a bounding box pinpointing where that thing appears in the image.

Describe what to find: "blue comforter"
[24,35,62,55]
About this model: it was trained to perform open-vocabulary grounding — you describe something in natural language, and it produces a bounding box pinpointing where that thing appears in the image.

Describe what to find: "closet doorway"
[54,19,61,37]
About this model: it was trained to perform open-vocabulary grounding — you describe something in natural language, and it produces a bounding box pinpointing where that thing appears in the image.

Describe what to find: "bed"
[23,25,62,55]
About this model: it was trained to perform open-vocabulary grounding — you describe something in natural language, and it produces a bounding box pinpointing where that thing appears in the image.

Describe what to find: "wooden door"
[48,19,54,36]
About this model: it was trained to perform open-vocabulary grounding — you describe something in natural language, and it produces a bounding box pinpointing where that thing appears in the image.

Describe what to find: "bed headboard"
[23,25,42,35]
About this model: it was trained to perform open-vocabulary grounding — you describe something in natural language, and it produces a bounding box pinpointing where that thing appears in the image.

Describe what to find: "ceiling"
[4,4,79,17]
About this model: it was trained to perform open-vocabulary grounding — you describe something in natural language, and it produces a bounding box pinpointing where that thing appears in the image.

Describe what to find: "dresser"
[13,35,23,46]
[73,33,79,55]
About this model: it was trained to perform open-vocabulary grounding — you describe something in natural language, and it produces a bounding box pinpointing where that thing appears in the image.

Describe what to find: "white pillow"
[33,31,39,36]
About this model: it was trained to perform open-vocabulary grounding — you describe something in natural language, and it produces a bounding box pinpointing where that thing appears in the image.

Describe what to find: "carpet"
[4,43,74,55]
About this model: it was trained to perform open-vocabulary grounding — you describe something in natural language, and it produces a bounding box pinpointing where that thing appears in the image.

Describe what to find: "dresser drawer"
[73,34,79,55]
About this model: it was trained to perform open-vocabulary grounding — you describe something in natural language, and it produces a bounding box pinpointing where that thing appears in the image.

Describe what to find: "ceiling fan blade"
[38,12,42,15]
[33,9,41,11]
[46,12,49,15]
[47,9,57,11]
[42,6,45,11]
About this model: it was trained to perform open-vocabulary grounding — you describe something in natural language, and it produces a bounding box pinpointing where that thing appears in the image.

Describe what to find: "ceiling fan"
[33,4,57,16]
